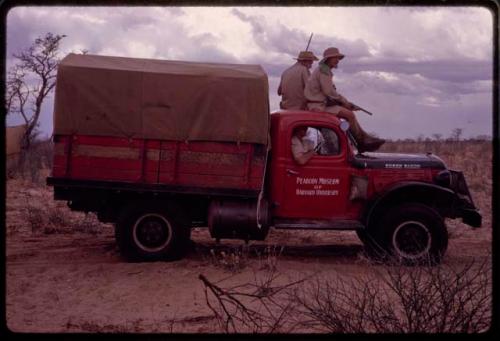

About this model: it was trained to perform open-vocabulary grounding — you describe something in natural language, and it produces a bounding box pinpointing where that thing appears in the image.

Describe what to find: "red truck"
[47,54,481,264]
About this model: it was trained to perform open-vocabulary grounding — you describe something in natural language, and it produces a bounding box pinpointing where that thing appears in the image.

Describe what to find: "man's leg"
[334,108,385,152]
[335,108,365,142]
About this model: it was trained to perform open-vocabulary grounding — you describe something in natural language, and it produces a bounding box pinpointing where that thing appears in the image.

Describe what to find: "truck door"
[278,123,351,219]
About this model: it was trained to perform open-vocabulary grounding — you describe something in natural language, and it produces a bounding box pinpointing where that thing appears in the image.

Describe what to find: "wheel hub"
[133,214,172,252]
[392,220,431,259]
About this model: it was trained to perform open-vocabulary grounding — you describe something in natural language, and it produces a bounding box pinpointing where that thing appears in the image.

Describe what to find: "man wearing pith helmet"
[304,47,385,153]
[278,50,319,110]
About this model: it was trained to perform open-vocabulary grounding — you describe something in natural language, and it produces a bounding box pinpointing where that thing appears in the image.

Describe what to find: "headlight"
[434,170,451,188]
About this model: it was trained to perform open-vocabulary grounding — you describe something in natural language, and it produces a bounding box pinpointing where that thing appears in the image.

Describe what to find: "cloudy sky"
[5,5,494,140]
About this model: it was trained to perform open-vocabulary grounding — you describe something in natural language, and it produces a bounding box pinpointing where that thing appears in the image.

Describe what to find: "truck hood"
[351,152,446,170]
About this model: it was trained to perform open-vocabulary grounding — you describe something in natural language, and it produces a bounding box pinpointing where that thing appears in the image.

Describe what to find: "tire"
[364,203,448,265]
[115,203,190,262]
[356,229,368,244]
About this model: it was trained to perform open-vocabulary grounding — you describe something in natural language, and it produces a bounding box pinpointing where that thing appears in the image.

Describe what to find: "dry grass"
[209,246,250,273]
[208,244,285,273]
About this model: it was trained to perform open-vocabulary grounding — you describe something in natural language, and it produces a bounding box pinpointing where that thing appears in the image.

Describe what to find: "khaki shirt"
[304,62,348,110]
[278,62,310,110]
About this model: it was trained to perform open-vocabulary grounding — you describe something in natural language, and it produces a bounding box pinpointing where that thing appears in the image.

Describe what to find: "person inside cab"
[291,126,316,165]
[291,126,340,165]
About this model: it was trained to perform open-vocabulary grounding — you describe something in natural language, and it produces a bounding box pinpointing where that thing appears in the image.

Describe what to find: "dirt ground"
[5,177,492,333]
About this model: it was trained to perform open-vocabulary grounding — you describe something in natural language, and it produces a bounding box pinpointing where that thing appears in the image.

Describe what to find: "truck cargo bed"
[50,134,266,196]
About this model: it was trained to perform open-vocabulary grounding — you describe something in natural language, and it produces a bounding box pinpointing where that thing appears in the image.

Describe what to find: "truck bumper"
[449,170,482,228]
[460,207,482,228]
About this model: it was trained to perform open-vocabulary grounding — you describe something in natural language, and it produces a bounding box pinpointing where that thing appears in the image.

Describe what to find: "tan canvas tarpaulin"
[54,54,270,145]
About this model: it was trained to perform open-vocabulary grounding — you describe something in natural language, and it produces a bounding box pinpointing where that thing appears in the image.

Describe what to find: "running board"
[273,219,364,230]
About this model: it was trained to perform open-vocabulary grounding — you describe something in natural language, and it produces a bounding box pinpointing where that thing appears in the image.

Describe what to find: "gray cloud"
[230,7,493,126]
[5,7,493,140]
[231,8,372,62]
[231,9,309,57]
[342,59,491,83]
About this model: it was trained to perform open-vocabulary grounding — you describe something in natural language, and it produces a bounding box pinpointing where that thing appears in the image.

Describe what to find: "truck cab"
[270,110,362,224]
[265,109,481,264]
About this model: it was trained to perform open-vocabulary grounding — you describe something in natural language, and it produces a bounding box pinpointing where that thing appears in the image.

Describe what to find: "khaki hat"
[322,47,345,61]
[295,51,319,61]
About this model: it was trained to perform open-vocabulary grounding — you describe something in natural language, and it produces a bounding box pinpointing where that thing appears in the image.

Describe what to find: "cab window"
[304,126,340,156]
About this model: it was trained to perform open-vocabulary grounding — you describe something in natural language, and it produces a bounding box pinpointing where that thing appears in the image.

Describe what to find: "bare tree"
[450,128,463,142]
[6,32,66,149]
[432,133,442,141]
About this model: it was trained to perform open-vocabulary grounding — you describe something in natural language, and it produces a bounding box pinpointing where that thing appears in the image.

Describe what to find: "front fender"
[364,181,481,228]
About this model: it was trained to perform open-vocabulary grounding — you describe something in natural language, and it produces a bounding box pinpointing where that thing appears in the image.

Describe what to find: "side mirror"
[340,120,350,132]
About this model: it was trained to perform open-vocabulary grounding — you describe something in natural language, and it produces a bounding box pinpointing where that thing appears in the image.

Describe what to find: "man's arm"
[292,137,316,165]
[318,72,349,107]
[293,149,315,165]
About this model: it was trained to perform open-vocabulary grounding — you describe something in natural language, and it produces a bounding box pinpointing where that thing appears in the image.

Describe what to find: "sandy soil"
[5,178,492,333]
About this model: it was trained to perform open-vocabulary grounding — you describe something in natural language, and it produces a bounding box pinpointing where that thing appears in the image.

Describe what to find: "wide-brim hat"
[294,51,319,61]
[321,47,345,62]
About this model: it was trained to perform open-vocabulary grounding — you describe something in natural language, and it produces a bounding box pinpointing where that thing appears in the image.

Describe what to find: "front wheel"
[115,204,190,262]
[364,203,448,265]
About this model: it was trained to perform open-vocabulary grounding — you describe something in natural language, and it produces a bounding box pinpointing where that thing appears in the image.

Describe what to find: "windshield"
[345,130,359,156]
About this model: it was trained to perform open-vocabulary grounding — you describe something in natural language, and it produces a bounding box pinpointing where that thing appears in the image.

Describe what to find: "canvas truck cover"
[53,54,270,145]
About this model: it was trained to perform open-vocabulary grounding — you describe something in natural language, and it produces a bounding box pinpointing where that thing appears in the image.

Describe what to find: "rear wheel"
[115,204,190,261]
[364,203,448,265]
[356,229,368,243]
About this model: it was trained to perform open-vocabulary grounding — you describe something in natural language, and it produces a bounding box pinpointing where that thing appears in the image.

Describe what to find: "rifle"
[352,104,374,116]
[305,33,313,51]
[326,96,374,116]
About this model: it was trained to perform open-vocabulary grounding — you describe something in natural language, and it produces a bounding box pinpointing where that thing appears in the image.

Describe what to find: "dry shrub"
[256,245,284,271]
[199,270,309,333]
[200,257,491,333]
[208,244,285,273]
[47,206,70,227]
[22,190,104,235]
[210,246,250,273]
[25,204,71,235]
[7,139,53,184]
[73,213,103,235]
[294,258,491,333]
[25,204,45,234]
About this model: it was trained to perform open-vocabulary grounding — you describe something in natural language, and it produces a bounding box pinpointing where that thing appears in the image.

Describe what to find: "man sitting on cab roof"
[278,50,319,110]
[304,47,385,153]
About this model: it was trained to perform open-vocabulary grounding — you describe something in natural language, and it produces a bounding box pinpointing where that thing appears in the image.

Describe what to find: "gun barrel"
[359,108,373,116]
[305,33,313,51]
[353,103,373,116]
